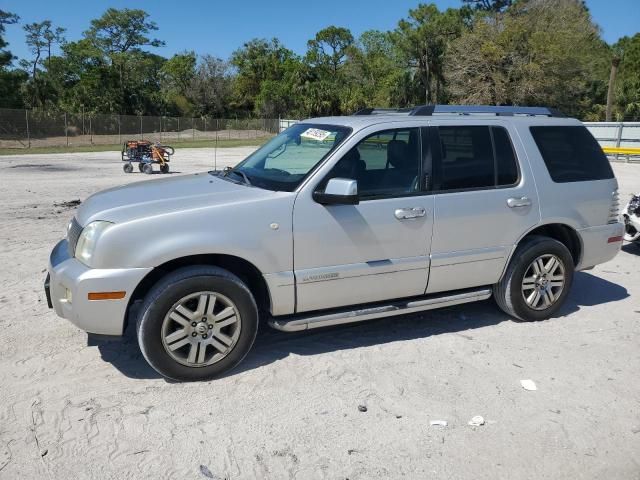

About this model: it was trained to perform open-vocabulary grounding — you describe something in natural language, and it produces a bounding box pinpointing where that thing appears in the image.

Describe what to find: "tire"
[123,162,133,173]
[136,266,258,381]
[160,164,169,174]
[138,162,145,173]
[493,235,574,322]
[143,163,153,175]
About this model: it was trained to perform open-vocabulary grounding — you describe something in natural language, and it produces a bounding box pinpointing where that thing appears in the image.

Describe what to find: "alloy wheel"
[161,291,241,367]
[521,254,565,311]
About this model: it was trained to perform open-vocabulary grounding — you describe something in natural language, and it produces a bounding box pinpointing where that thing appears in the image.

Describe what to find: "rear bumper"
[577,222,624,270]
[46,239,152,336]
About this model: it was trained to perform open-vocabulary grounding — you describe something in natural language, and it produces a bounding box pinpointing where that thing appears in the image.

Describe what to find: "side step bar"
[269,288,492,332]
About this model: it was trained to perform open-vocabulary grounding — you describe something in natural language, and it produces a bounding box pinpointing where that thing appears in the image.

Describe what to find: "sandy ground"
[0,148,639,480]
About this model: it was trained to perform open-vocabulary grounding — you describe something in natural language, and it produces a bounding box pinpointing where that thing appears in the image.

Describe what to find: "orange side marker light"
[88,291,126,301]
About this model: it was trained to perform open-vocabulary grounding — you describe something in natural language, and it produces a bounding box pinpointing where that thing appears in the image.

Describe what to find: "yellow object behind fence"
[602,146,640,156]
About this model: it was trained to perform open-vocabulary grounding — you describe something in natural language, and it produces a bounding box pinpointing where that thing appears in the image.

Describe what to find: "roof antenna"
[214,124,218,171]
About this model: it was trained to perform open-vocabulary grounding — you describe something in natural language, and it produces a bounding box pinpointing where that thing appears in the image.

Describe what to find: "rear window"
[530,126,614,183]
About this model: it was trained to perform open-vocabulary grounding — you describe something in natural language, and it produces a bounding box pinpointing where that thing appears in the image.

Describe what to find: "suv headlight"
[75,221,113,266]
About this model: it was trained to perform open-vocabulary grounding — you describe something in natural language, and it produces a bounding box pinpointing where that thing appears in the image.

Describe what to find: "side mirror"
[313,178,359,205]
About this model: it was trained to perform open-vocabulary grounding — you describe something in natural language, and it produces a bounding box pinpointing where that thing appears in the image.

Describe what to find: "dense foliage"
[0,1,638,120]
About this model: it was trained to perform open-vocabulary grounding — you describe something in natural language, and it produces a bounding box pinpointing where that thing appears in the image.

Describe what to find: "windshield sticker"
[301,128,332,142]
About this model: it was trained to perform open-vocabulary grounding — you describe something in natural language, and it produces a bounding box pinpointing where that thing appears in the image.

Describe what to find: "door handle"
[395,207,426,220]
[507,196,532,208]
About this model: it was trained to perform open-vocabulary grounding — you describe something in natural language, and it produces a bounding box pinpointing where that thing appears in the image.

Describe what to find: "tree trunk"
[606,56,620,122]
[424,41,430,104]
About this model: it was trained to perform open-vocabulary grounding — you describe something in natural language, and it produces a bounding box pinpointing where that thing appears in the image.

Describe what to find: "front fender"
[91,194,295,275]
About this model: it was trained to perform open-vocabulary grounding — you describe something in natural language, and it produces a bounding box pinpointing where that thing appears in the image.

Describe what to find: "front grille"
[608,190,620,224]
[67,217,82,257]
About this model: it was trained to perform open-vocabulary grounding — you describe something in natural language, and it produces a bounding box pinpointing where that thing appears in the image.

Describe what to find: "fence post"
[616,122,624,163]
[159,116,162,142]
[140,116,143,140]
[204,117,207,134]
[25,110,30,148]
[64,112,68,147]
[177,117,180,142]
[192,118,195,141]
[118,115,121,145]
[89,116,93,145]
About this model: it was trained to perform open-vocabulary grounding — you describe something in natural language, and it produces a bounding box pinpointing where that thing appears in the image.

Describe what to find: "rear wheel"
[494,235,574,322]
[123,162,133,173]
[143,163,153,175]
[160,163,169,174]
[136,266,258,381]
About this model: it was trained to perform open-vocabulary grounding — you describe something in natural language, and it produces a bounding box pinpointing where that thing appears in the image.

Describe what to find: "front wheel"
[143,163,153,175]
[136,266,258,381]
[494,236,574,322]
[123,162,133,173]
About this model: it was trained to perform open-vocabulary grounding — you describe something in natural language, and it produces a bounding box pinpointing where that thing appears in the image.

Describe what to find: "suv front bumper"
[46,239,152,336]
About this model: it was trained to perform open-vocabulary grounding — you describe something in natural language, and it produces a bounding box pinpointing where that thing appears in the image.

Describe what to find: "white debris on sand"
[520,379,538,391]
[468,415,485,426]
[430,420,448,427]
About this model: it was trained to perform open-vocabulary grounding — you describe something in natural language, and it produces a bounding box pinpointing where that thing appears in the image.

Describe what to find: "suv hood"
[77,173,279,225]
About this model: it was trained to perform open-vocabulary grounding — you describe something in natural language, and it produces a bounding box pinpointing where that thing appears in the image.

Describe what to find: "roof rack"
[353,107,415,116]
[353,105,565,118]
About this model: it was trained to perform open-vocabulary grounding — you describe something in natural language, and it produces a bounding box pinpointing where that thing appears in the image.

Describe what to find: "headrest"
[387,140,411,169]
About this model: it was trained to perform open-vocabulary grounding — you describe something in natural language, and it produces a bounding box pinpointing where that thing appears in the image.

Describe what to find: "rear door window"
[433,126,519,192]
[529,126,614,183]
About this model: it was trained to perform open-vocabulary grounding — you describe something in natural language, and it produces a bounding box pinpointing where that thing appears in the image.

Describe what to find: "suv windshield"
[218,123,351,191]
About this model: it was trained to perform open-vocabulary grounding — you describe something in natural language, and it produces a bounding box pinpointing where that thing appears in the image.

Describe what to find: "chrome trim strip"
[269,288,492,332]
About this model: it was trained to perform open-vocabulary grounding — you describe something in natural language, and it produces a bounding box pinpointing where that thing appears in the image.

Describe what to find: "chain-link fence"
[0,108,280,149]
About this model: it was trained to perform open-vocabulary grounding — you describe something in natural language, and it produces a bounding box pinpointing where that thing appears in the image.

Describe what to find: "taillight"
[608,190,620,224]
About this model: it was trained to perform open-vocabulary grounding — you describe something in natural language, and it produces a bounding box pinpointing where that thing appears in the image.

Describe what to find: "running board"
[268,288,492,332]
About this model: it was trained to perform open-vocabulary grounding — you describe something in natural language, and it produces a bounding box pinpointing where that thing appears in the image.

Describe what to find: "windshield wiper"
[223,166,252,186]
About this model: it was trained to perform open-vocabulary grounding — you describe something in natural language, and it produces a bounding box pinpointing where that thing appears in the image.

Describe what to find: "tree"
[0,10,25,108]
[0,10,19,69]
[344,30,404,110]
[160,52,196,114]
[605,55,620,121]
[84,8,165,111]
[392,4,471,105]
[187,55,232,116]
[306,26,354,75]
[445,0,607,117]
[299,26,356,116]
[231,38,295,112]
[85,8,164,54]
[610,34,640,120]
[462,0,513,12]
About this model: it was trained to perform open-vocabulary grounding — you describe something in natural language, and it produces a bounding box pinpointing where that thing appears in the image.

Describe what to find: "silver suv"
[45,105,624,381]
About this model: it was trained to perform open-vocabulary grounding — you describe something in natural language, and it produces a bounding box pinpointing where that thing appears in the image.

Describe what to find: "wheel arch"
[124,254,271,333]
[500,222,583,280]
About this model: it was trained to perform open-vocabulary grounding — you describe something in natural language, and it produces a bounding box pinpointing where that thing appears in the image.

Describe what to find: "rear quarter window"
[529,126,614,183]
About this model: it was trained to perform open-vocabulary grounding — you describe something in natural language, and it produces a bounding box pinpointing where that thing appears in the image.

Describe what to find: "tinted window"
[530,126,614,183]
[436,126,494,191]
[322,128,422,199]
[493,127,519,186]
[433,126,519,191]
